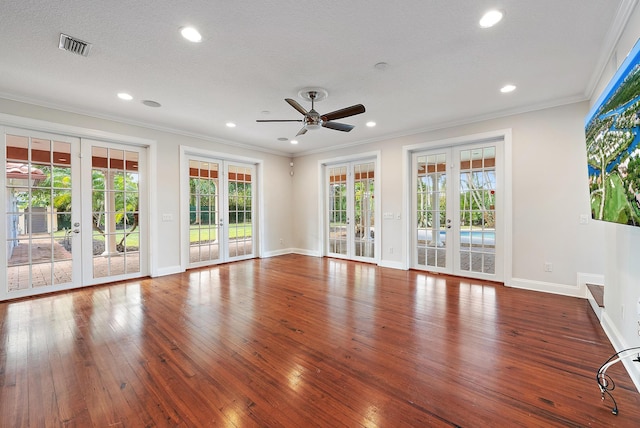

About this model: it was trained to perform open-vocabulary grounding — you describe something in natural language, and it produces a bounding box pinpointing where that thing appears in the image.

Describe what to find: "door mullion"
[220,161,229,261]
[346,166,355,257]
[449,151,460,274]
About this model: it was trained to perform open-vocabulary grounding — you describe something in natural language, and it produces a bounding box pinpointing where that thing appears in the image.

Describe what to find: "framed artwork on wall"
[586,38,640,226]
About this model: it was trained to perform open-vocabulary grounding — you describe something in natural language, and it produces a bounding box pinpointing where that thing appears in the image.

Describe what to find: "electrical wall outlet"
[544,262,553,272]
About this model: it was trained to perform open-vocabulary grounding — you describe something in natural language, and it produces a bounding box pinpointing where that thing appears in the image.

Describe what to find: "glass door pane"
[89,146,141,279]
[328,165,348,256]
[186,158,255,267]
[413,141,502,281]
[5,132,78,293]
[189,160,221,264]
[415,152,449,270]
[326,160,377,262]
[227,163,254,260]
[458,146,496,275]
[354,162,375,259]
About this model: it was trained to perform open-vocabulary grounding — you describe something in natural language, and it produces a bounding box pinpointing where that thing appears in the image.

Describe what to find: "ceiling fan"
[257,90,365,136]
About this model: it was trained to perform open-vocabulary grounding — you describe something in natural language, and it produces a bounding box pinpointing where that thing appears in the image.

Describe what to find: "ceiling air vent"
[58,33,91,57]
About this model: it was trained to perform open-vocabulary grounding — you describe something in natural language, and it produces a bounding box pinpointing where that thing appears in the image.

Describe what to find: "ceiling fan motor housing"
[304,110,322,129]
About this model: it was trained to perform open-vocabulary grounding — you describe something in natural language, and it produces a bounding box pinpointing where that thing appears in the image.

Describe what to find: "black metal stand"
[596,347,640,415]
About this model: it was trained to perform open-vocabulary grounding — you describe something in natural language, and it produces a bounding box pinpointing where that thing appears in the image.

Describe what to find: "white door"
[326,160,376,262]
[81,139,148,285]
[2,129,148,300]
[3,128,81,299]
[412,141,503,281]
[187,157,255,267]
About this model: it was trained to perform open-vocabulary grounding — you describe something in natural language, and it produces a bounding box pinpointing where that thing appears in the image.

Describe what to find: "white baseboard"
[152,265,183,277]
[506,277,583,298]
[261,248,293,258]
[292,248,322,257]
[577,272,604,298]
[580,272,605,321]
[262,250,405,272]
[587,297,603,321]
[378,259,405,270]
[601,311,640,393]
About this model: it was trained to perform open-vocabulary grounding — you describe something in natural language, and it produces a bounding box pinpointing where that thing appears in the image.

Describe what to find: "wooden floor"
[1,254,639,427]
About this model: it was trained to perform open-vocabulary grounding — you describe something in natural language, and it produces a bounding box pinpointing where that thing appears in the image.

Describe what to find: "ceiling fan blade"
[322,121,354,132]
[296,126,308,136]
[321,104,365,122]
[285,98,308,116]
[256,119,303,122]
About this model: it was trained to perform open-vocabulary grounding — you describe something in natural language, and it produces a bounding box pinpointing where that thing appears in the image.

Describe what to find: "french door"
[2,128,147,300]
[187,157,255,267]
[82,139,147,284]
[412,141,503,281]
[326,159,377,262]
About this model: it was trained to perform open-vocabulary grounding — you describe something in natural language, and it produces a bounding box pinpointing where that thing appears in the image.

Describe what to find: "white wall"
[593,3,640,390]
[0,97,294,276]
[293,102,605,294]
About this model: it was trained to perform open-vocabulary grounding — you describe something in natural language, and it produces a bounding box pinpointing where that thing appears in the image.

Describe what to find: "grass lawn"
[603,173,633,223]
[53,228,140,247]
[190,223,252,243]
[51,223,253,246]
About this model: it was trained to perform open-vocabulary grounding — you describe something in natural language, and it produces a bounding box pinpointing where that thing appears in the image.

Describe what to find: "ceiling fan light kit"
[256,87,365,138]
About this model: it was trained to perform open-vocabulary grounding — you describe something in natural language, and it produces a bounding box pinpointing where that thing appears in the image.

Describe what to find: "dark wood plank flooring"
[1,254,639,427]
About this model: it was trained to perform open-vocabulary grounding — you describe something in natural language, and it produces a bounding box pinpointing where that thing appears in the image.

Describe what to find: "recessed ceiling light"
[479,10,503,28]
[374,62,389,71]
[500,84,517,93]
[180,26,202,43]
[226,122,236,128]
[290,140,299,145]
[117,92,133,101]
[366,121,377,127]
[277,137,288,141]
[142,100,161,108]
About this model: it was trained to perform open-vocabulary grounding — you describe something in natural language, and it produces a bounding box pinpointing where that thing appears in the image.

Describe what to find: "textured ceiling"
[0,0,631,155]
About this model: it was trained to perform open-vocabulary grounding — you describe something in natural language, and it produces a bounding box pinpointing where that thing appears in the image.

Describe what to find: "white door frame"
[411,143,504,281]
[318,151,381,264]
[1,127,82,299]
[179,145,263,271]
[0,114,156,301]
[403,129,513,282]
[81,139,149,285]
